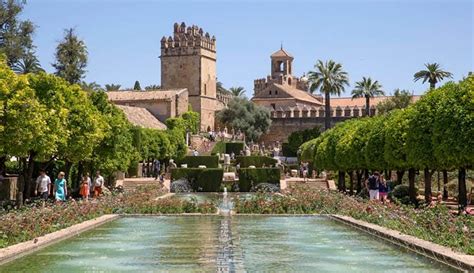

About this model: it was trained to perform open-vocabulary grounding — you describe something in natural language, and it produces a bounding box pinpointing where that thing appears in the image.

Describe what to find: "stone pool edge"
[330,215,474,273]
[0,214,120,265]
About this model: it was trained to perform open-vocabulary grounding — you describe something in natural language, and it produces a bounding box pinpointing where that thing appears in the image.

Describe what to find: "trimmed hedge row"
[177,156,219,168]
[236,156,278,168]
[238,168,280,192]
[225,142,244,154]
[171,168,223,192]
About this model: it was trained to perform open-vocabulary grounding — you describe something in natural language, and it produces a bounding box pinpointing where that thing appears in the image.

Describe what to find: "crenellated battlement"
[161,22,216,54]
[267,104,378,119]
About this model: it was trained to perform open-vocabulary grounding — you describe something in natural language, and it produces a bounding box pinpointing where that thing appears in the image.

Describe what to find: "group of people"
[365,171,389,203]
[35,169,105,203]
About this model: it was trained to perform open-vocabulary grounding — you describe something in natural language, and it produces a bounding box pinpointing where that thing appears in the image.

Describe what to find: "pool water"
[1,216,458,272]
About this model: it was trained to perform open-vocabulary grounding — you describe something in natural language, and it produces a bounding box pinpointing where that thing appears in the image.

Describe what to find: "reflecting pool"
[1,216,459,272]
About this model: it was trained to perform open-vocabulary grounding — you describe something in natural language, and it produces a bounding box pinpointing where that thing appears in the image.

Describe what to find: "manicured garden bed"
[171,168,224,192]
[0,185,216,249]
[234,187,474,255]
[235,156,277,168]
[238,167,280,192]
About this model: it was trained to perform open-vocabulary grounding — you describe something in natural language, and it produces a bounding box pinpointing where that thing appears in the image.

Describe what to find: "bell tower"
[270,46,294,78]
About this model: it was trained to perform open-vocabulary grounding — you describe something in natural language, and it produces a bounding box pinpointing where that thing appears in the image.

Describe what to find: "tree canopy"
[52,28,88,84]
[216,97,271,142]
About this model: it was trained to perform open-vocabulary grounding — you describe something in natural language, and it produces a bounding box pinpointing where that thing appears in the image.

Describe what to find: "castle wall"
[260,116,353,144]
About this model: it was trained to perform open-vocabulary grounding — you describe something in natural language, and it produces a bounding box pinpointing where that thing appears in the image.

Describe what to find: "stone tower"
[160,22,217,131]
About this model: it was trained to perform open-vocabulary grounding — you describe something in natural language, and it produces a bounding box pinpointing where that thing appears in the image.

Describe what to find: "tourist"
[83,172,92,196]
[366,172,380,201]
[169,159,177,169]
[53,172,67,203]
[379,174,389,203]
[79,175,90,201]
[230,151,235,160]
[35,169,51,205]
[153,159,161,180]
[93,171,105,198]
[192,149,199,156]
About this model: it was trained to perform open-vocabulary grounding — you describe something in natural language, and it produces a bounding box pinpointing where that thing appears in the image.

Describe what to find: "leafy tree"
[0,0,35,67]
[0,57,45,203]
[431,79,474,209]
[105,84,121,91]
[229,86,246,97]
[284,126,321,157]
[144,84,160,90]
[377,89,413,114]
[308,60,349,130]
[11,52,43,74]
[351,77,384,116]
[52,28,88,84]
[80,81,103,92]
[133,80,141,90]
[89,91,137,176]
[413,63,452,89]
[217,97,271,142]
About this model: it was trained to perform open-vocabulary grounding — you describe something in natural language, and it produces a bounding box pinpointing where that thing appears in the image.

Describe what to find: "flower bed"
[234,187,474,255]
[0,185,216,248]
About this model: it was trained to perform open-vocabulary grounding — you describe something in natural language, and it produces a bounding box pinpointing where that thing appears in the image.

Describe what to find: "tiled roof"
[330,95,421,108]
[273,84,323,106]
[115,105,167,130]
[107,89,187,102]
[271,48,293,58]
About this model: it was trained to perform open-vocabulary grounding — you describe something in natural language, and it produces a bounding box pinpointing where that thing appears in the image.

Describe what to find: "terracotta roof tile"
[273,84,323,106]
[115,105,167,130]
[270,48,293,58]
[107,89,187,102]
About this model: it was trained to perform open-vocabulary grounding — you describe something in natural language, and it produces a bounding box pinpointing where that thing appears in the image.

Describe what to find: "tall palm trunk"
[458,167,467,210]
[408,168,417,205]
[365,95,370,117]
[324,91,331,130]
[429,82,436,89]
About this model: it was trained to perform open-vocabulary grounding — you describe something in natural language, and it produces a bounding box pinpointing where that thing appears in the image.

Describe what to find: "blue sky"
[25,0,472,97]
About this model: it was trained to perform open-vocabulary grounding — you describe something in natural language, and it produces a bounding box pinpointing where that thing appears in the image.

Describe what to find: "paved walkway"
[121,177,170,192]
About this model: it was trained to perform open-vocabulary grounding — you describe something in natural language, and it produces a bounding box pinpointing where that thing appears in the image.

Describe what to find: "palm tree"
[413,63,452,89]
[80,81,103,92]
[144,84,161,90]
[351,77,385,116]
[229,86,246,97]
[12,53,44,74]
[105,84,121,91]
[308,60,349,130]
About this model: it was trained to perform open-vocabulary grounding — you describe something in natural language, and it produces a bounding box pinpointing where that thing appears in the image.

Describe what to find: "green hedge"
[236,156,278,168]
[171,168,223,192]
[238,168,280,192]
[282,142,297,157]
[211,141,226,155]
[225,142,244,154]
[177,156,219,168]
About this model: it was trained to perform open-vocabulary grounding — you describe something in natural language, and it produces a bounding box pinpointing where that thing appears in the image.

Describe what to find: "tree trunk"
[424,168,432,204]
[408,168,417,205]
[0,156,6,176]
[442,170,449,200]
[396,170,405,185]
[338,170,345,193]
[364,169,369,181]
[16,157,27,207]
[76,161,84,190]
[356,170,363,193]
[324,91,331,130]
[24,151,36,199]
[458,167,467,211]
[349,171,354,196]
[64,161,73,194]
[365,96,370,117]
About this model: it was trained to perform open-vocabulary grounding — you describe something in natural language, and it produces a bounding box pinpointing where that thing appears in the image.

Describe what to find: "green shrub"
[390,184,419,205]
[171,168,223,192]
[236,156,278,168]
[238,168,280,192]
[177,156,219,168]
[281,143,297,157]
[225,142,244,154]
[211,141,226,155]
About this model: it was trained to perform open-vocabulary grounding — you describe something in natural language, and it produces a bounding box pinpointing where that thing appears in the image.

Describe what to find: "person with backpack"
[366,171,380,201]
